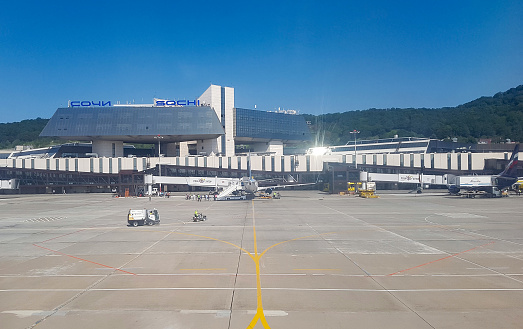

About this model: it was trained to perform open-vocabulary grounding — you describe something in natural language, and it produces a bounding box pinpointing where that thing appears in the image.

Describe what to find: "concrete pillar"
[179,142,189,157]
[223,86,235,156]
[92,140,123,157]
[164,143,178,157]
[198,84,235,156]
[199,85,224,155]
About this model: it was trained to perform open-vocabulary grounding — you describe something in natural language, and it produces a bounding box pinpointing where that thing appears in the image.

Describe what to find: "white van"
[128,209,160,227]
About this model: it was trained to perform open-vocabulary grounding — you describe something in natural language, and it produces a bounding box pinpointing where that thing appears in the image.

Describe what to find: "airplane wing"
[257,182,316,192]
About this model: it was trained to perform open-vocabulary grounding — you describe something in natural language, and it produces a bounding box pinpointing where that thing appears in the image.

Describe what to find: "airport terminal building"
[2,84,521,195]
[39,85,311,158]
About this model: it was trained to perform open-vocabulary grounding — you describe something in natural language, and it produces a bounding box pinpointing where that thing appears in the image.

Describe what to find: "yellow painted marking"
[123,205,344,329]
[132,228,255,261]
[259,232,337,258]
[246,201,271,329]
[121,205,485,328]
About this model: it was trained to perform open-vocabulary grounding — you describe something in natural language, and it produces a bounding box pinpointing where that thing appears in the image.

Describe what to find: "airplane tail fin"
[499,143,519,178]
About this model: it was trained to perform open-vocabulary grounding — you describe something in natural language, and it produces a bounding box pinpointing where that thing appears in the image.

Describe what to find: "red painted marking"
[40,229,87,243]
[387,241,495,276]
[33,243,136,276]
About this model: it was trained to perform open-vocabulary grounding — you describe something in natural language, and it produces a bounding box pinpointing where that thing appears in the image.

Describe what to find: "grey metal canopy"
[40,106,225,143]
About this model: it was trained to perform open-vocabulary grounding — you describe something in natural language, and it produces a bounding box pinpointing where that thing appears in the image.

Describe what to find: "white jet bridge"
[359,172,450,187]
[144,175,244,200]
[0,179,19,190]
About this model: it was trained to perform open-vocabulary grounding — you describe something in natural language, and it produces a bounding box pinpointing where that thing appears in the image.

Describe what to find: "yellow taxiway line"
[127,202,341,328]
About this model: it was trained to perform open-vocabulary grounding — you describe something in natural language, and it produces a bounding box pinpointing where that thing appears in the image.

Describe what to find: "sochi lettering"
[70,101,111,107]
[69,99,199,107]
[155,99,200,106]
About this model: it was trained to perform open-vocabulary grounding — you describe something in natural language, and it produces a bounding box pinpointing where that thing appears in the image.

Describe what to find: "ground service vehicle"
[193,213,207,222]
[128,209,160,227]
[448,144,519,197]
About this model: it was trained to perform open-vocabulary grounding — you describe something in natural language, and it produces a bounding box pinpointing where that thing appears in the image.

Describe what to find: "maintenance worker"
[195,210,198,217]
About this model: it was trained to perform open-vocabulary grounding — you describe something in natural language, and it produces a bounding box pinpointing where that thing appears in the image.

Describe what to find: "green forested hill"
[304,85,523,145]
[1,85,523,149]
[0,118,52,149]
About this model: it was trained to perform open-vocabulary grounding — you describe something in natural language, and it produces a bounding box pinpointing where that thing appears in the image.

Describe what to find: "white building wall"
[449,153,458,170]
[179,142,190,157]
[77,159,88,172]
[309,155,324,172]
[92,140,124,158]
[198,85,226,155]
[197,138,220,156]
[206,155,219,168]
[273,156,281,172]
[120,158,134,171]
[223,87,235,156]
[2,151,519,175]
[460,153,468,171]
[414,154,423,168]
[261,156,269,171]
[250,155,262,172]
[296,155,307,171]
[386,154,399,166]
[374,154,383,166]
[58,158,67,171]
[110,158,118,174]
[240,156,248,172]
[362,154,370,166]
[433,154,448,169]
[283,156,292,172]
[186,157,196,167]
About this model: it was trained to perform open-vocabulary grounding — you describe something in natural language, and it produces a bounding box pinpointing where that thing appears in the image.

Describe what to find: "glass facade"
[234,108,311,142]
[40,106,225,142]
[330,141,429,153]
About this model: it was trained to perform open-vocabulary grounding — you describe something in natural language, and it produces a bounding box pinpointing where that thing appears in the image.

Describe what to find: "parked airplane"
[145,174,314,200]
[240,157,316,196]
[241,176,313,194]
[448,143,519,197]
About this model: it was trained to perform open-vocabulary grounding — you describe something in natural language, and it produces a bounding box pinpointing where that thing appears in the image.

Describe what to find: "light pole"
[154,135,164,193]
[350,130,360,169]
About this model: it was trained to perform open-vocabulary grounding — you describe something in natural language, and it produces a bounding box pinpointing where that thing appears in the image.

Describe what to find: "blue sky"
[1,0,522,123]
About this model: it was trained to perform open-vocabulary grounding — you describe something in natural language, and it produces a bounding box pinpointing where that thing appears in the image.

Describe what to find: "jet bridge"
[0,179,19,190]
[144,174,240,195]
[144,174,248,200]
[360,172,449,187]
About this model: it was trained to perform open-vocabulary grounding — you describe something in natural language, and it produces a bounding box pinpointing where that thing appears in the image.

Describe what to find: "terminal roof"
[40,106,225,143]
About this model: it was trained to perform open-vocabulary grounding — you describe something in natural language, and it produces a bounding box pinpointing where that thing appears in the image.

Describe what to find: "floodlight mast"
[154,135,164,192]
[349,130,360,169]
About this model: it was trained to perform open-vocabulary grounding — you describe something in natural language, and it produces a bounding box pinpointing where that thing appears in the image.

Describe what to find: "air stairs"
[216,181,242,200]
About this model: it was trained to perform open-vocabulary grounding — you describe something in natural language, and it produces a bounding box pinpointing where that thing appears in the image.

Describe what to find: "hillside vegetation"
[1,85,522,149]
[0,118,53,149]
[304,85,523,146]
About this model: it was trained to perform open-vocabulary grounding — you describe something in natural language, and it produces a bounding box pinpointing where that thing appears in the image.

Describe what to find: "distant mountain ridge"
[304,85,523,145]
[1,85,522,149]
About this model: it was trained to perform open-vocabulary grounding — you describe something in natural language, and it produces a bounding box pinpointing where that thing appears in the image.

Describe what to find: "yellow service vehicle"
[513,180,523,195]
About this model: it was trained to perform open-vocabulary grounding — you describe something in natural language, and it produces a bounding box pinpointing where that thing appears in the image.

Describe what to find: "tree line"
[0,118,56,150]
[303,85,523,146]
